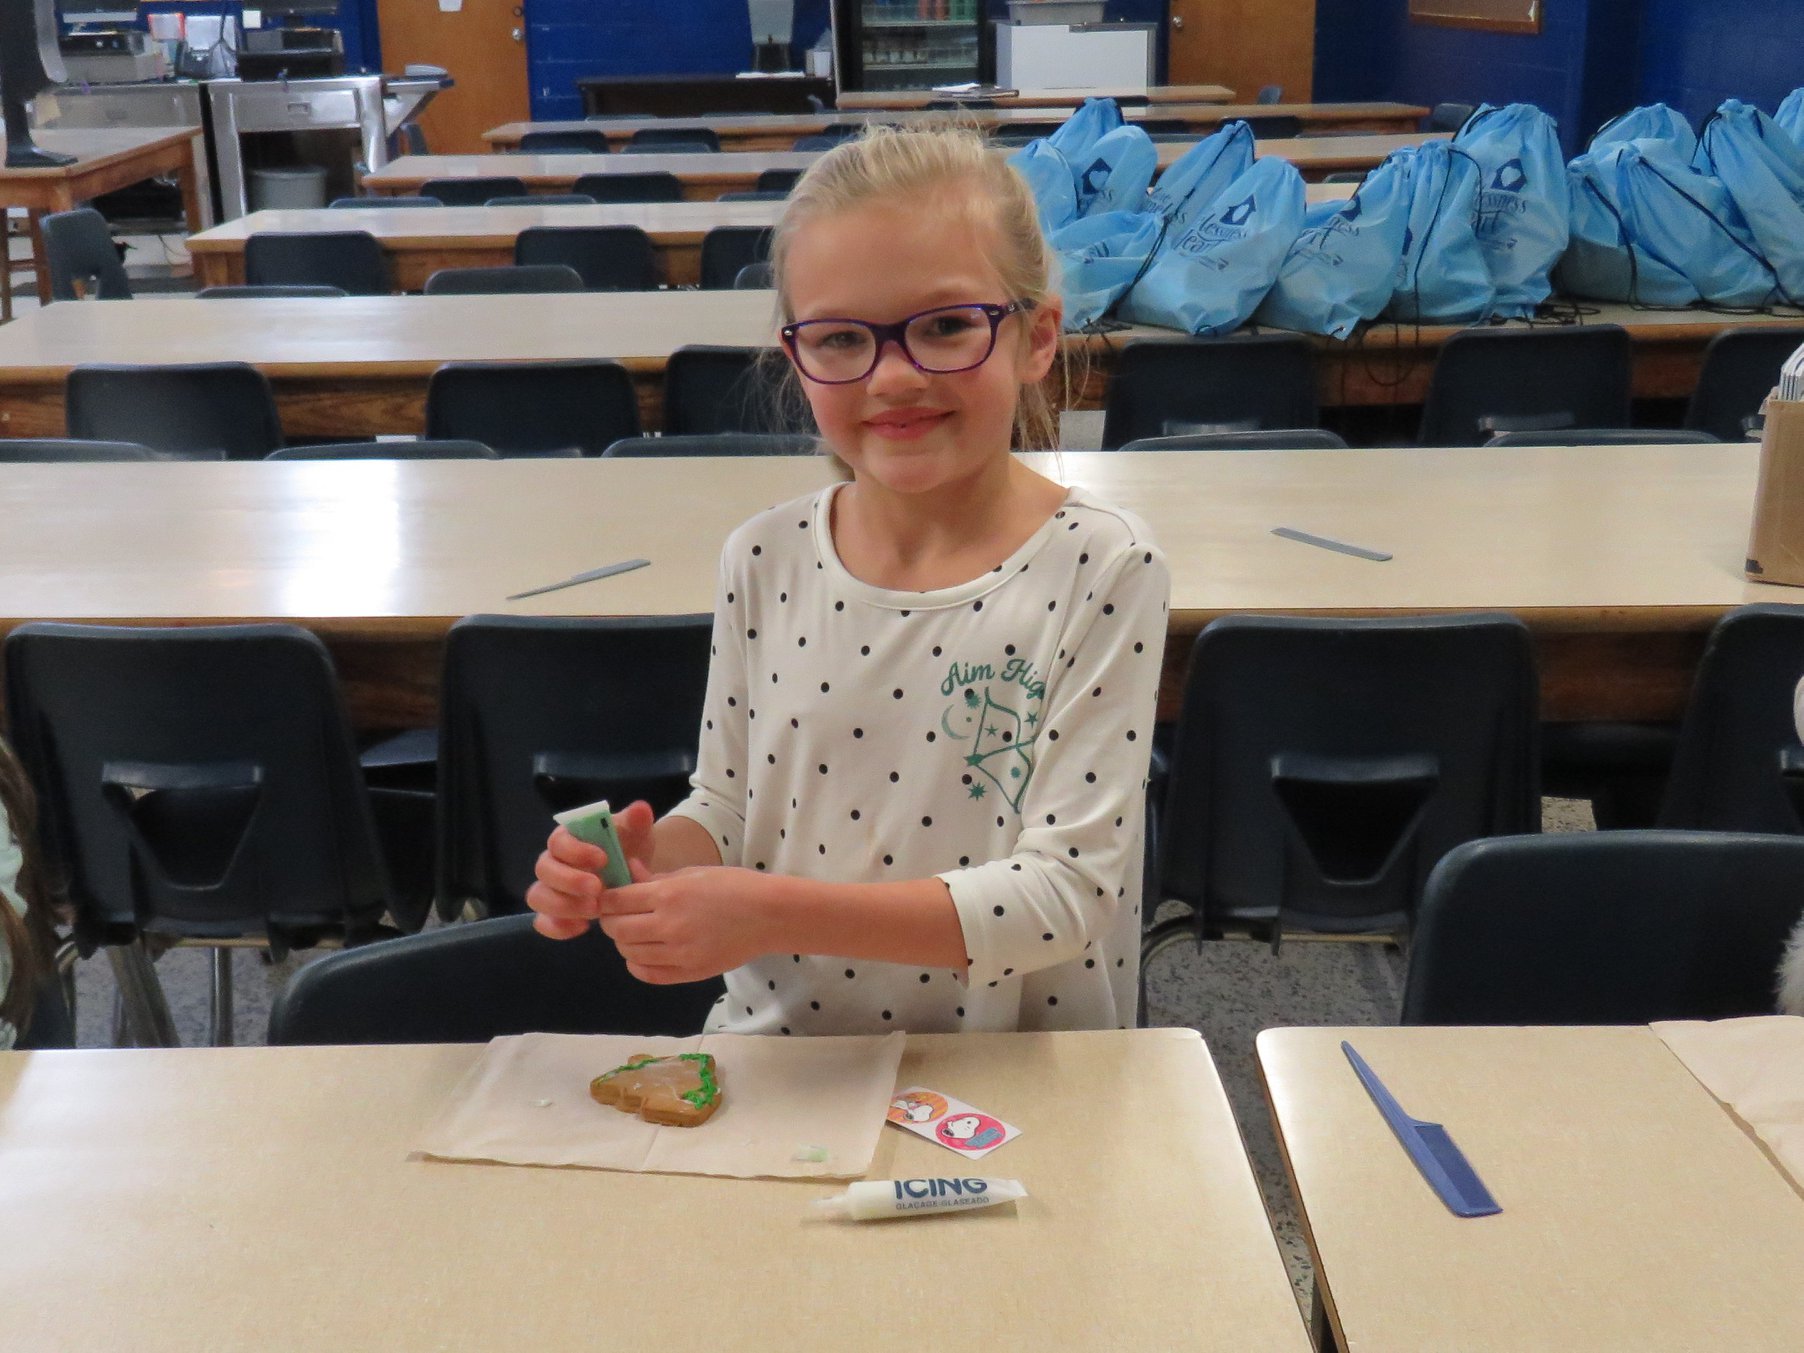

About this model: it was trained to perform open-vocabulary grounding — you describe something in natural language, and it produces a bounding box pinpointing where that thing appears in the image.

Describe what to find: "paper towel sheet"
[1654,1015,1804,1193]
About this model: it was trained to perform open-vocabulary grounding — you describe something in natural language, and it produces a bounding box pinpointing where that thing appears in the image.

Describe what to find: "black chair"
[1256,85,1284,104]
[1417,325,1633,446]
[1117,429,1350,452]
[792,134,847,152]
[755,169,801,194]
[17,974,74,1050]
[268,913,724,1044]
[1685,327,1804,442]
[572,171,685,204]
[603,432,817,457]
[1425,102,1477,133]
[1244,116,1303,140]
[1657,604,1804,833]
[243,231,391,296]
[717,190,791,202]
[329,195,444,208]
[1401,832,1804,1024]
[419,177,530,206]
[425,361,641,457]
[927,98,994,110]
[1321,170,1367,184]
[734,261,773,289]
[624,139,715,155]
[1484,428,1719,447]
[435,614,714,921]
[0,437,198,462]
[1101,335,1318,449]
[265,439,498,460]
[197,284,349,299]
[663,345,801,436]
[42,207,130,300]
[518,129,613,154]
[66,363,284,461]
[1145,613,1539,974]
[515,225,660,290]
[628,126,721,152]
[486,193,598,206]
[3,622,399,1046]
[699,226,775,290]
[423,263,585,295]
[396,123,428,156]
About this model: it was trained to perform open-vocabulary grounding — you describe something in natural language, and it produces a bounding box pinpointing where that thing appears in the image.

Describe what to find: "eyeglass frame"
[779,300,1035,385]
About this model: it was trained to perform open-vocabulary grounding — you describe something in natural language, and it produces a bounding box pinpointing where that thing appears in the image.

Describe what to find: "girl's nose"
[865,336,926,393]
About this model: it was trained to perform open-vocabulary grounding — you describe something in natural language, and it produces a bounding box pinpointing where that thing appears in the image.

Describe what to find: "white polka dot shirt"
[669,482,1169,1036]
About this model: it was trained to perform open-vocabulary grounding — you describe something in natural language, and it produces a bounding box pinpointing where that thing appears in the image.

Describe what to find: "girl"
[528,125,1169,1034]
[0,740,59,1049]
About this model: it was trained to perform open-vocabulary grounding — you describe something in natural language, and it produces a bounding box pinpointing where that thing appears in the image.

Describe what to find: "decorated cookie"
[590,1052,722,1127]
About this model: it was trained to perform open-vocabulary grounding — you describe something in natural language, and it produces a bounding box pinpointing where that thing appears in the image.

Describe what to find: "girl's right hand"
[526,801,657,940]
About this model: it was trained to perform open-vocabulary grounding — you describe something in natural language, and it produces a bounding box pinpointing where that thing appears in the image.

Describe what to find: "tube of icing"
[813,1177,1026,1221]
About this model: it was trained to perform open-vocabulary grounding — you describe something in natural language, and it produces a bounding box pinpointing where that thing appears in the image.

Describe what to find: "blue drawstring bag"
[1386,141,1494,323]
[1589,104,1698,160]
[1557,143,1702,307]
[1118,156,1306,335]
[1010,139,1078,235]
[1777,87,1804,143]
[1145,121,1257,236]
[1695,100,1804,303]
[1071,124,1158,219]
[1049,210,1165,329]
[1253,151,1413,339]
[1047,97,1124,168]
[1453,103,1571,317]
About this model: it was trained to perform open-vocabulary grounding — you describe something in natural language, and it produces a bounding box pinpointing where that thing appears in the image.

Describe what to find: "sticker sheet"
[887,1085,1021,1160]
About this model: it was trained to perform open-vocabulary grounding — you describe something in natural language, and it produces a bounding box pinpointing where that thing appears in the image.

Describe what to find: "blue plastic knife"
[1342,1041,1502,1218]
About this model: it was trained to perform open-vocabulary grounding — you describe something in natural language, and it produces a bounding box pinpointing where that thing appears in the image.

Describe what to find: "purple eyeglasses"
[780,300,1033,385]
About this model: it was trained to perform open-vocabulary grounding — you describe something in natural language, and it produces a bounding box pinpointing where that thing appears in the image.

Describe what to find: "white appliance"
[995,21,1156,90]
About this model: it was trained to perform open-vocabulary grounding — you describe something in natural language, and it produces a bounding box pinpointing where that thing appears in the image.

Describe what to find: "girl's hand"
[594,861,780,984]
[525,801,657,941]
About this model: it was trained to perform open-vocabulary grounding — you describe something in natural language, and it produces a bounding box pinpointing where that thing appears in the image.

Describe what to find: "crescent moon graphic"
[940,706,973,741]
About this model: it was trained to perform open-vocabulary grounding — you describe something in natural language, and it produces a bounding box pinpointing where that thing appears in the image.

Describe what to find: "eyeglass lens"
[790,305,1001,382]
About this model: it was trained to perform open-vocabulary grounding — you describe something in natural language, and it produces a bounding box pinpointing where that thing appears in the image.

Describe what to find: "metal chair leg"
[1137,913,1201,1026]
[106,941,179,1047]
[208,947,234,1047]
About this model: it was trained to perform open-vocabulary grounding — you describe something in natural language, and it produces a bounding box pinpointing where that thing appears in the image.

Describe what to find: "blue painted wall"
[526,0,753,120]
[1638,0,1804,128]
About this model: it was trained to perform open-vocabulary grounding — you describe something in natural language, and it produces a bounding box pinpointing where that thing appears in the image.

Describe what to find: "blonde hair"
[768,123,1070,452]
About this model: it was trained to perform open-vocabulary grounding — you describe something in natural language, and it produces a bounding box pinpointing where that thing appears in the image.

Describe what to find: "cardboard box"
[1746,394,1804,585]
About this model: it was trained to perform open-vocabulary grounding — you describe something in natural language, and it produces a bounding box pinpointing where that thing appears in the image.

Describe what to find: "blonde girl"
[528,126,1169,1034]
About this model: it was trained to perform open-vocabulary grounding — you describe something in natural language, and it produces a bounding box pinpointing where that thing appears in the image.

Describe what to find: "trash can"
[250,165,329,212]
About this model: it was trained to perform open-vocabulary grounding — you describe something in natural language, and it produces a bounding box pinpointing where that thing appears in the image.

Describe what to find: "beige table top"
[837,83,1236,109]
[0,445,1788,633]
[483,101,1431,147]
[186,182,1356,255]
[363,134,1437,193]
[0,1029,1310,1352]
[0,124,199,179]
[1257,1026,1804,1352]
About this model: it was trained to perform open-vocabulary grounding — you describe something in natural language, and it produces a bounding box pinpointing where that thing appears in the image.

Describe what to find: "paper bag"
[1745,395,1804,584]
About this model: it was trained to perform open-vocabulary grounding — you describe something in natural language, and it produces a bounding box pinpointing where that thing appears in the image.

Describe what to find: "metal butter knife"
[506,557,650,602]
[1342,1041,1502,1218]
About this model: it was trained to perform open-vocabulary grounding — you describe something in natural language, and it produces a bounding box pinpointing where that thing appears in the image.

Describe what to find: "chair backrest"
[66,363,284,460]
[602,432,818,457]
[733,260,773,289]
[1320,170,1367,184]
[927,98,994,110]
[265,439,497,460]
[663,345,803,437]
[571,171,685,204]
[42,208,131,301]
[518,129,612,154]
[515,225,659,290]
[423,263,585,295]
[425,360,641,456]
[1685,327,1804,442]
[1483,428,1719,447]
[792,134,845,151]
[1402,831,1804,1023]
[755,169,801,194]
[329,195,444,208]
[1255,85,1284,104]
[1417,325,1633,446]
[623,139,715,155]
[1244,115,1302,139]
[717,190,790,202]
[1116,428,1351,451]
[197,284,349,299]
[436,614,714,919]
[1158,613,1540,936]
[1101,334,1319,449]
[486,193,598,206]
[418,177,530,206]
[628,126,720,151]
[1425,102,1477,133]
[3,622,393,954]
[0,437,194,463]
[396,123,428,156]
[16,975,74,1049]
[243,231,391,295]
[699,226,775,290]
[268,913,723,1044]
[1658,603,1804,832]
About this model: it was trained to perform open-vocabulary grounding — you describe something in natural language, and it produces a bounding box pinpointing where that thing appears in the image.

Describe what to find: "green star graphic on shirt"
[967,782,986,799]
[967,689,1037,812]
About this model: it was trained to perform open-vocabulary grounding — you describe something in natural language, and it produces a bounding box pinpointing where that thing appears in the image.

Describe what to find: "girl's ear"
[1021,296,1063,382]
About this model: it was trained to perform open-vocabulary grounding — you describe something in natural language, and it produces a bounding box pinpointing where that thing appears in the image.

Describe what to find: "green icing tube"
[553,798,634,890]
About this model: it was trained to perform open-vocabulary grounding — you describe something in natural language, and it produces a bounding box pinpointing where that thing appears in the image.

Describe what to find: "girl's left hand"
[593,860,781,985]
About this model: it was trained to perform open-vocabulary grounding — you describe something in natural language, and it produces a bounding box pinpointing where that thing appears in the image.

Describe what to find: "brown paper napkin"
[414,1031,905,1179]
[1653,1016,1804,1193]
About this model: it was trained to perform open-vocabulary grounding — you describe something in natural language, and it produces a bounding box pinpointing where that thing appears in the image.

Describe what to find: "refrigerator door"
[853,0,981,91]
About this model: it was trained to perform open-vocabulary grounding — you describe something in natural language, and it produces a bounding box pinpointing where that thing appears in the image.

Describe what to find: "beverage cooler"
[834,0,986,93]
